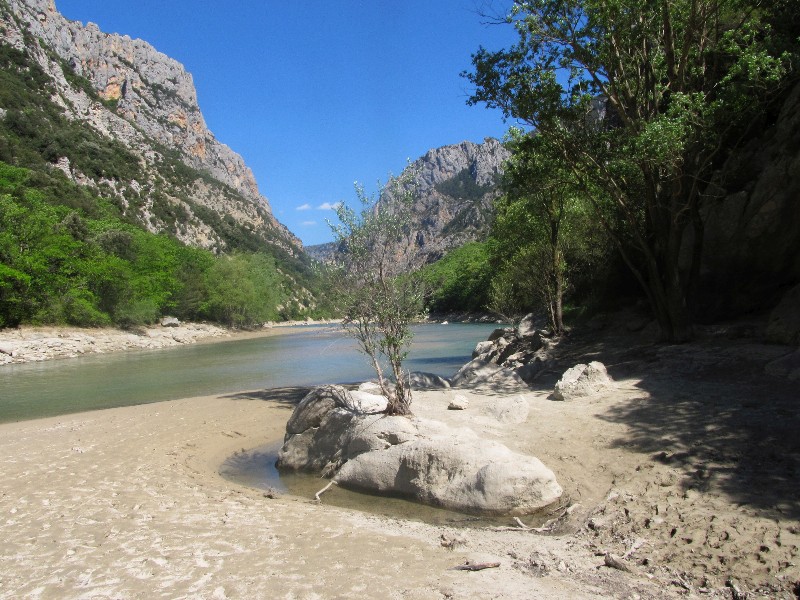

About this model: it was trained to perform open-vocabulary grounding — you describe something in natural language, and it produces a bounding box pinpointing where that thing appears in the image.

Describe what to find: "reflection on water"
[0,323,499,423]
[219,441,547,529]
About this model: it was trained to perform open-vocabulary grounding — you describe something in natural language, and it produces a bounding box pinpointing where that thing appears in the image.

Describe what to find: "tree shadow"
[222,386,311,408]
[562,331,800,521]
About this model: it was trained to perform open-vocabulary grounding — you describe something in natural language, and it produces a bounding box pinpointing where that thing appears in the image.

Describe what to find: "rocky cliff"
[697,79,800,325]
[392,138,509,266]
[1,0,300,255]
[306,138,509,267]
[307,138,510,266]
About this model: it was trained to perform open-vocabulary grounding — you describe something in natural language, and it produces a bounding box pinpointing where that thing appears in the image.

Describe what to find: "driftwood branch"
[451,561,501,572]
[314,480,338,502]
[603,552,631,572]
[489,516,553,533]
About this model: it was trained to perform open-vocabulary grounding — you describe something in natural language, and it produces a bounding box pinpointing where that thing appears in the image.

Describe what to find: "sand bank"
[0,321,340,366]
[0,388,617,600]
[1,331,798,598]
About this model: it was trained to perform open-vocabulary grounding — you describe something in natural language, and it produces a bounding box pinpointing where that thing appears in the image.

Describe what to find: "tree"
[492,130,592,333]
[466,0,795,341]
[329,175,424,416]
[201,253,283,328]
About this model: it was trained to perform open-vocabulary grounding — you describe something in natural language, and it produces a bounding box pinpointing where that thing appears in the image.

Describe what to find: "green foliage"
[329,174,424,415]
[419,242,491,313]
[488,131,611,331]
[0,40,330,329]
[0,162,299,329]
[465,0,798,341]
[201,253,283,328]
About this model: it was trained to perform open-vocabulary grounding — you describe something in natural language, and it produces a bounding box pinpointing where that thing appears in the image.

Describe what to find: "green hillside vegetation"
[418,242,492,314]
[465,0,798,341]
[0,162,311,328]
[0,43,328,329]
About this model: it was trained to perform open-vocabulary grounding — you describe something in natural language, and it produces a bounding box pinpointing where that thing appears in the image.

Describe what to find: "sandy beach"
[0,321,343,366]
[1,328,798,599]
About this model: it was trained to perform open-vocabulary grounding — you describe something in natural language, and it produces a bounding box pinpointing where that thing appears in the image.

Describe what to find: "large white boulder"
[277,385,562,515]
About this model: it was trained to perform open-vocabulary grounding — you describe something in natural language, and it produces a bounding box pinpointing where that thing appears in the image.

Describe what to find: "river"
[0,323,498,424]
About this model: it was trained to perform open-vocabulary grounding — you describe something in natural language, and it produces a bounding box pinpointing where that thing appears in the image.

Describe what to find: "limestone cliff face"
[697,80,800,319]
[384,138,510,266]
[2,0,300,254]
[306,138,509,266]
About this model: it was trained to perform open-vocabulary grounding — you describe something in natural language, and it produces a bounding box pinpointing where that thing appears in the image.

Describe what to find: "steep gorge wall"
[1,0,301,254]
[698,80,800,318]
[384,138,510,266]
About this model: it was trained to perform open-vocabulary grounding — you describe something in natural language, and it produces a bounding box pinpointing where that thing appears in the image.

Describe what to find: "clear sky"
[55,1,516,246]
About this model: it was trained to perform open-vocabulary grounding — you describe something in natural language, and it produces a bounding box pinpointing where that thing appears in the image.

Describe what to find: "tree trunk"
[643,250,693,343]
[554,271,564,334]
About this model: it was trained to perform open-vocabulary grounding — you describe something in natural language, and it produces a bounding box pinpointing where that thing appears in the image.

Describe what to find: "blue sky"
[56,1,516,245]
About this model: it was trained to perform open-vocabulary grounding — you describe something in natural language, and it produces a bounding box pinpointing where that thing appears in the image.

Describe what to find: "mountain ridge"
[1,0,301,255]
[306,137,510,266]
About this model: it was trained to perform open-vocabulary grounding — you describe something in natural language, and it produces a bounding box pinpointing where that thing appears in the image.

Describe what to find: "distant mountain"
[1,0,301,257]
[392,138,509,266]
[306,138,510,267]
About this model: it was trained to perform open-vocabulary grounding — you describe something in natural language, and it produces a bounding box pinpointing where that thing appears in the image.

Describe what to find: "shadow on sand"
[553,329,800,521]
[222,386,311,408]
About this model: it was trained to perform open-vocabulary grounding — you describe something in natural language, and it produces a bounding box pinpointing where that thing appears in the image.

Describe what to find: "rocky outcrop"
[1,0,301,255]
[468,316,559,385]
[277,385,563,515]
[379,138,510,267]
[697,81,800,319]
[306,139,510,267]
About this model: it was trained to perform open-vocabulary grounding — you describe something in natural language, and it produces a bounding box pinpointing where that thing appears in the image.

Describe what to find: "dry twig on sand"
[451,561,501,572]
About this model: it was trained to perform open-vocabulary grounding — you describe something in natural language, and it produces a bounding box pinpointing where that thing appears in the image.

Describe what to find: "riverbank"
[0,319,341,366]
[0,387,660,599]
[1,329,797,598]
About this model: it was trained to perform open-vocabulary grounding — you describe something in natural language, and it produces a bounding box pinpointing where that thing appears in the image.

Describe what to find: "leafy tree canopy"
[466,0,797,340]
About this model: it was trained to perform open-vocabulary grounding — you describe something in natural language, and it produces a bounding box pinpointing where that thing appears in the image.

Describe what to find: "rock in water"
[552,361,614,401]
[409,372,451,389]
[278,385,562,515]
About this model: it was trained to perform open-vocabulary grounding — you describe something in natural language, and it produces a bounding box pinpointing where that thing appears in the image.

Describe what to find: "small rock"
[472,340,495,358]
[604,552,631,572]
[489,395,529,424]
[447,394,469,410]
[440,533,467,550]
[409,372,451,389]
[160,316,181,327]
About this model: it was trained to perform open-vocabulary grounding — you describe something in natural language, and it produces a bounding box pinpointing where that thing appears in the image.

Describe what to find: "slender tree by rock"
[466,0,795,341]
[328,174,425,416]
[490,129,598,334]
